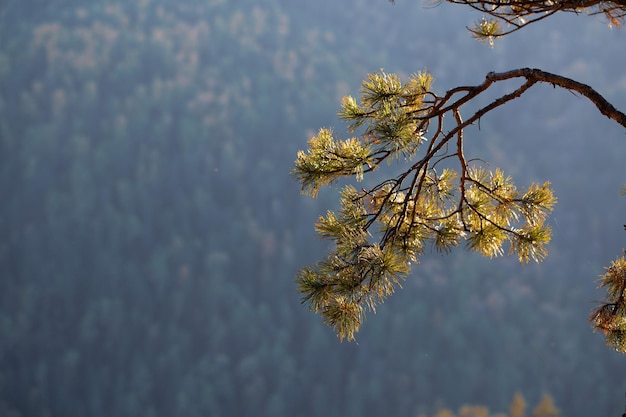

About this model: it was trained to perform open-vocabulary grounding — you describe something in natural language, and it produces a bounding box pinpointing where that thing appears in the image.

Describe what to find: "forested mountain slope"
[0,0,624,416]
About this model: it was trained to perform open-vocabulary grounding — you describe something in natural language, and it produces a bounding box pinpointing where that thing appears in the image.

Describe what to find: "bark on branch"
[486,68,626,128]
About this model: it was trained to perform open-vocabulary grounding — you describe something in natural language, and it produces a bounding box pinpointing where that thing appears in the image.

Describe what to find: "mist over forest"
[1,0,625,416]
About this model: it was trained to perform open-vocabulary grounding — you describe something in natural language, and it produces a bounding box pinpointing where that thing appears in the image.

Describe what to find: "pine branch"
[295,67,624,341]
[448,0,626,37]
[485,68,626,128]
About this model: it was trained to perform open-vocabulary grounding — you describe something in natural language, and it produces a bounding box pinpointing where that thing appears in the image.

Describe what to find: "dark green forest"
[0,0,625,416]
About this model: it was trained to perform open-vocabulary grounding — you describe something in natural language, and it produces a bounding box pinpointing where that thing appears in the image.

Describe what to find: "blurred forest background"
[1,0,625,416]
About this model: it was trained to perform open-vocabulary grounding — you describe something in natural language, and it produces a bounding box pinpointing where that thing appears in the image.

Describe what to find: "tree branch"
[295,66,623,341]
[486,68,626,128]
[444,0,626,37]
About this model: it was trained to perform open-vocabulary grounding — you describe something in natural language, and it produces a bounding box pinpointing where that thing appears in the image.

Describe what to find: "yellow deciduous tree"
[533,394,559,417]
[509,392,527,417]
[458,404,489,417]
[434,408,456,417]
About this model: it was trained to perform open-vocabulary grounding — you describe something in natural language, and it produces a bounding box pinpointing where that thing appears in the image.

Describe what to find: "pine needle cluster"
[590,254,626,352]
[294,70,557,340]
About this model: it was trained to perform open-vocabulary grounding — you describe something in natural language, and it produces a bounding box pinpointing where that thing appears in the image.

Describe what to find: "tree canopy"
[294,1,626,351]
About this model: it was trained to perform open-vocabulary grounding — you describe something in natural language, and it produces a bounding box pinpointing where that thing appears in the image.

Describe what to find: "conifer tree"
[294,0,626,350]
